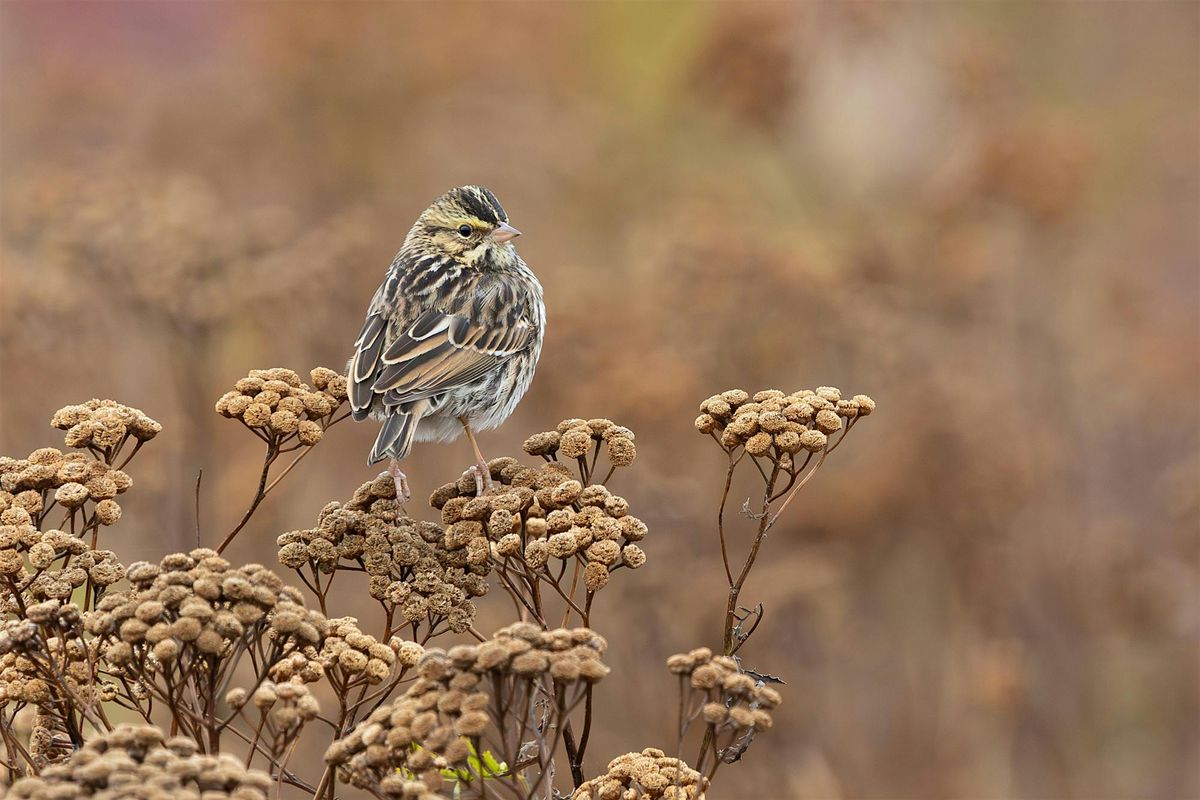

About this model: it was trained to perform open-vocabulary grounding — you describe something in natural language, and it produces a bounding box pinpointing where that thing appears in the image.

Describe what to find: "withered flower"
[216,367,345,446]
[698,386,875,462]
[6,724,272,799]
[573,748,708,799]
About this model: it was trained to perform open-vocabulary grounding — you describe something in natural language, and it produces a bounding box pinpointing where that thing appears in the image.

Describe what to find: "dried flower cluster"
[668,647,781,737]
[572,748,709,800]
[447,621,610,685]
[0,523,124,603]
[522,417,637,469]
[24,711,73,769]
[319,616,402,685]
[324,649,486,799]
[0,604,96,716]
[227,678,321,737]
[6,724,273,800]
[0,377,877,797]
[85,549,324,719]
[216,367,347,445]
[695,387,875,458]
[431,457,647,592]
[327,623,609,798]
[49,400,162,462]
[1,445,136,533]
[277,476,487,633]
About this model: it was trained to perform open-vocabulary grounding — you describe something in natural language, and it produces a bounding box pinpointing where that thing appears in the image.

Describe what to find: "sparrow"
[347,186,545,500]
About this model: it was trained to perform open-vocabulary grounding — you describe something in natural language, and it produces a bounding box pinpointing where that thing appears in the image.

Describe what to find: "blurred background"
[1,2,1197,798]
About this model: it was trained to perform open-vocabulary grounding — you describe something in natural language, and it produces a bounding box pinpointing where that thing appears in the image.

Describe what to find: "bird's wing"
[370,301,534,405]
[348,283,392,418]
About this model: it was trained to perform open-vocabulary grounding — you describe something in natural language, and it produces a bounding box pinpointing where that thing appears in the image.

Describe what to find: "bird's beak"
[491,222,521,243]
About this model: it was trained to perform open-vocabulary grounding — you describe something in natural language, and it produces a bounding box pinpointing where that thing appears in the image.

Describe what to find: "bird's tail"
[368,402,427,465]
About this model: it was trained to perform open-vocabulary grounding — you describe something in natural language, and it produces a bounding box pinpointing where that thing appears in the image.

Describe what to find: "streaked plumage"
[347,186,544,496]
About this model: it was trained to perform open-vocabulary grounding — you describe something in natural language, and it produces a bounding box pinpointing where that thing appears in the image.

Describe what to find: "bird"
[346,185,545,501]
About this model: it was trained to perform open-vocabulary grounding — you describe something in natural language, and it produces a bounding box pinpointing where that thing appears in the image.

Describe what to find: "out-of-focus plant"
[0,368,874,799]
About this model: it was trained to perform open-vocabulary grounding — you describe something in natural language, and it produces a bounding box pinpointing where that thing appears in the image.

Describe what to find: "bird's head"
[407,185,522,269]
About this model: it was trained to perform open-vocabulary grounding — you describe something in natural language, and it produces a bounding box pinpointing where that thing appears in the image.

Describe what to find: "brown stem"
[561,559,581,628]
[263,445,316,494]
[115,438,144,470]
[716,451,744,587]
[577,684,594,769]
[245,712,268,769]
[561,720,586,789]
[217,440,278,554]
[722,463,779,655]
[193,469,203,547]
[535,569,588,622]
[764,450,828,533]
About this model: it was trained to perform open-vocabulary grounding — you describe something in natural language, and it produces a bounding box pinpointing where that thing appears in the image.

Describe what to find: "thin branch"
[217,441,278,554]
[194,469,203,547]
[263,445,316,494]
[716,452,744,587]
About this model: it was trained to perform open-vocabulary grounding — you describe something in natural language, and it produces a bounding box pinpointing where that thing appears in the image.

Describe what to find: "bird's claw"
[465,464,494,496]
[384,461,411,503]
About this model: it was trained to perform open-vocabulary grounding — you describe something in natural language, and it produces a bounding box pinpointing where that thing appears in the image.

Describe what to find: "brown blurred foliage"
[1,2,1197,798]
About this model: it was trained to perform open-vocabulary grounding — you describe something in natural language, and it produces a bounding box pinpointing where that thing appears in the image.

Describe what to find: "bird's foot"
[384,460,411,503]
[466,462,494,496]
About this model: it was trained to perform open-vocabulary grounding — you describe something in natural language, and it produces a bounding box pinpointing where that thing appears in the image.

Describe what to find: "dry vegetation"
[0,376,874,798]
[1,3,1197,799]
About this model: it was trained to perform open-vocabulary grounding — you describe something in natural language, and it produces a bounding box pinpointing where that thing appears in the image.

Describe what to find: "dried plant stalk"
[0,372,873,800]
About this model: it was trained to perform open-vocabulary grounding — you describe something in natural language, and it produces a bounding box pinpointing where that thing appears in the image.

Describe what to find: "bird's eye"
[457,224,473,237]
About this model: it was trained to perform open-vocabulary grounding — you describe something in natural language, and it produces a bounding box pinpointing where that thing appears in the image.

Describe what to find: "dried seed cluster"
[0,603,103,710]
[572,748,709,800]
[320,616,400,685]
[50,399,162,457]
[0,447,134,529]
[215,367,347,445]
[523,417,637,467]
[667,647,781,735]
[695,387,875,457]
[324,650,486,799]
[0,517,124,601]
[85,549,323,668]
[27,711,73,769]
[265,647,325,684]
[326,624,609,799]
[443,622,610,685]
[432,458,648,591]
[6,724,274,800]
[0,619,58,705]
[277,476,488,632]
[227,678,320,733]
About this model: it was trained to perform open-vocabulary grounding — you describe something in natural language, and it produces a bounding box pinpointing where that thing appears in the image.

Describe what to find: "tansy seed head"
[798,429,828,452]
[815,408,843,434]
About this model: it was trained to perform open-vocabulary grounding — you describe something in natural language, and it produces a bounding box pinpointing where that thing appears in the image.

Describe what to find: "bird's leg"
[385,458,411,503]
[459,417,493,494]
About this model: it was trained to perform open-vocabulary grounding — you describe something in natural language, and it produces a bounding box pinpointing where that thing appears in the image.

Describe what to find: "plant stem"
[217,440,278,554]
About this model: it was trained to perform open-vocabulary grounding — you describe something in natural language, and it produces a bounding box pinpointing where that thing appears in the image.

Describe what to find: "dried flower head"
[327,624,607,797]
[85,549,324,725]
[698,387,875,462]
[325,650,486,797]
[0,445,135,535]
[319,616,398,685]
[430,457,648,588]
[6,724,272,799]
[573,748,709,799]
[50,400,161,460]
[216,367,345,446]
[666,647,781,740]
[278,477,486,634]
[524,418,637,469]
